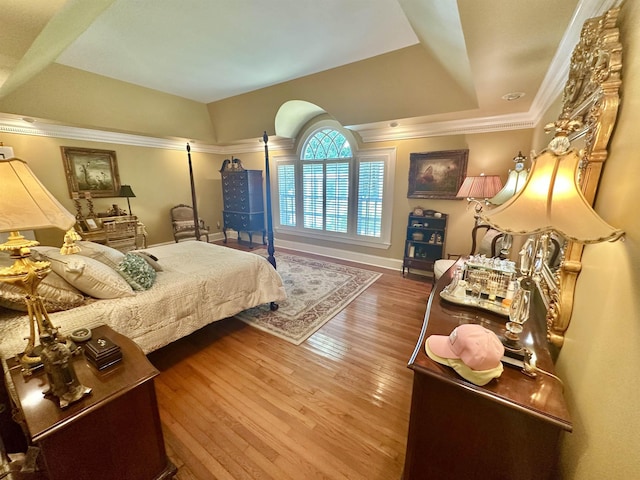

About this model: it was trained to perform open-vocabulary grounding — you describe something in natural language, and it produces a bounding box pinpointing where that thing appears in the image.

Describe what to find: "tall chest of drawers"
[221,162,266,247]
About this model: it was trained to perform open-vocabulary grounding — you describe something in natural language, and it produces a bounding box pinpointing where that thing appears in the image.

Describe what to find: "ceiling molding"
[0,113,294,154]
[0,0,621,152]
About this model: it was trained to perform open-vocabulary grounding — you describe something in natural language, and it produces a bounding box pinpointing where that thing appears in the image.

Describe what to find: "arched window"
[275,124,395,248]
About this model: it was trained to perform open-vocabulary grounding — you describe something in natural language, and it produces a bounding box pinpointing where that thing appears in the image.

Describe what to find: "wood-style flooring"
[147,243,431,480]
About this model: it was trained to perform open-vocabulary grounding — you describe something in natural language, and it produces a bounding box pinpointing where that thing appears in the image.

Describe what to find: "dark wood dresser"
[220,161,266,247]
[7,325,176,480]
[403,262,572,480]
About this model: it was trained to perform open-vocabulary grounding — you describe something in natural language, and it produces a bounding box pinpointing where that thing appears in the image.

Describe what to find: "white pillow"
[38,249,134,299]
[75,241,126,269]
[0,254,85,311]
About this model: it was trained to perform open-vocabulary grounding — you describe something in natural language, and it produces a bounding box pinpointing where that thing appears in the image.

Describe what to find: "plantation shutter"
[357,160,384,237]
[277,164,296,227]
[325,162,350,233]
[303,163,324,229]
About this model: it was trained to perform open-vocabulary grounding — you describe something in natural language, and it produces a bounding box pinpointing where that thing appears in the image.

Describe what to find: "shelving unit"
[402,211,448,279]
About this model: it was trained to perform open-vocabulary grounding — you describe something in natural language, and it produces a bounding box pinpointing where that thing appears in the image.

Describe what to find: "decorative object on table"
[236,250,381,345]
[425,324,504,386]
[40,332,92,409]
[61,146,120,198]
[412,206,424,216]
[70,327,92,343]
[82,217,100,232]
[407,149,468,199]
[502,278,533,357]
[0,157,79,374]
[118,184,136,215]
[84,335,122,370]
[106,204,127,217]
[60,228,82,255]
[439,255,516,317]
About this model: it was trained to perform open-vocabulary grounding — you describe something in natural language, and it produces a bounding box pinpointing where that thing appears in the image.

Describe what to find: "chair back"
[470,224,505,257]
[170,204,210,242]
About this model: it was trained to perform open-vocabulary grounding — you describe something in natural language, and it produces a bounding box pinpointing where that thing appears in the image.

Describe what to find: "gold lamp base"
[0,231,61,375]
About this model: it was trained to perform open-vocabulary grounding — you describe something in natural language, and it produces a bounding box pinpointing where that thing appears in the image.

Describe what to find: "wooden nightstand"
[7,325,176,480]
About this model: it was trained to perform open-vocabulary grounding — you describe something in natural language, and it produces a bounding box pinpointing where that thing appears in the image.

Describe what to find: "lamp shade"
[0,157,76,233]
[489,168,529,205]
[119,185,136,198]
[480,149,624,244]
[456,174,503,199]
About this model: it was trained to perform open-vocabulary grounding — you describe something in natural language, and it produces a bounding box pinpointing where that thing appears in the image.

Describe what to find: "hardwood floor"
[147,244,432,480]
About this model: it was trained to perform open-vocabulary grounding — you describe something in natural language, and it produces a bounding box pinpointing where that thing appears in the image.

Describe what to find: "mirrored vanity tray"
[439,284,510,317]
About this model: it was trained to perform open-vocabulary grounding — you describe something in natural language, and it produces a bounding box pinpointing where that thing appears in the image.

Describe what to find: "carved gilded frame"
[539,7,622,347]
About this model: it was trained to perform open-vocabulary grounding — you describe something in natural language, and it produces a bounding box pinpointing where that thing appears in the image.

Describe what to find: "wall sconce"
[480,123,624,244]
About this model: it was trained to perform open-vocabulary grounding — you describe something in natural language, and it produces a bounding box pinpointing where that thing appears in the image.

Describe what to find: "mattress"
[0,241,286,359]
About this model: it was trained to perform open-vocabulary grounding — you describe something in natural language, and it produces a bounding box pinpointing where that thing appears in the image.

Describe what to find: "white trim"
[273,238,402,271]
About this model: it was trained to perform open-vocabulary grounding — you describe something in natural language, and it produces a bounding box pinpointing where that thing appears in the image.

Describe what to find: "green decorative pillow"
[118,253,157,291]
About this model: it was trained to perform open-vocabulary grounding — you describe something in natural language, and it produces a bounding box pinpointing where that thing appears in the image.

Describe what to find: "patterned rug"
[236,250,381,345]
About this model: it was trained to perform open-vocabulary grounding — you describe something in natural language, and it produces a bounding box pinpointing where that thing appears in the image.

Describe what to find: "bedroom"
[0,0,639,479]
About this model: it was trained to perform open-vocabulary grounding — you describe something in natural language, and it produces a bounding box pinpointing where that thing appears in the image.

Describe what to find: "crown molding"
[0,113,294,154]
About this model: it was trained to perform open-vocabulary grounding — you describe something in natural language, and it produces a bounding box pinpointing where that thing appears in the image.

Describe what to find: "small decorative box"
[84,336,122,370]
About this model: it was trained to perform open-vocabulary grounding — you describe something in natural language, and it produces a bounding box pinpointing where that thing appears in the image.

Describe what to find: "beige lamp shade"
[456,174,503,199]
[0,157,76,235]
[0,158,76,250]
[489,168,528,205]
[480,149,624,244]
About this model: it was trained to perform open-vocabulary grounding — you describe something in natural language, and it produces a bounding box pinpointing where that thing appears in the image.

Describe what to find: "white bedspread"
[0,242,285,359]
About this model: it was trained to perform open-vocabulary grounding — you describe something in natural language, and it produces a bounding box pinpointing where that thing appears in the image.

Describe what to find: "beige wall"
[0,64,216,143]
[1,131,225,247]
[553,1,640,478]
[208,45,476,143]
[248,128,532,261]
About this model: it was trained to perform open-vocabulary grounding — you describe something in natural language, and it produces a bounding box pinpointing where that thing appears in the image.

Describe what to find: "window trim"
[272,145,395,250]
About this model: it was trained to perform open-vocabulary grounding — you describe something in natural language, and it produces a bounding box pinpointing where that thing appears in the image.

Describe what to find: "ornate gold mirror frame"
[539,7,622,347]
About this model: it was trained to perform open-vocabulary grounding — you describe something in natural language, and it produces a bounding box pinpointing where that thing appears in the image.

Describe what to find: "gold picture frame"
[407,150,468,199]
[61,147,120,198]
[82,218,100,232]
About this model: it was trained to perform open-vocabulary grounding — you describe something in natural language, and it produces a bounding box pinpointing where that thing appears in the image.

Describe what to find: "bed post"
[263,131,276,269]
[186,143,201,241]
[263,132,279,311]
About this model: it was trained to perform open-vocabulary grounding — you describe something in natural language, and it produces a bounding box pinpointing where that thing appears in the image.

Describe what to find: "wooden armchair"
[170,204,210,243]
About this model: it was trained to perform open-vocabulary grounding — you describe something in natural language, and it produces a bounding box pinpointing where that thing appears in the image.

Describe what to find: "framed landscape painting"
[407,149,468,199]
[61,147,120,198]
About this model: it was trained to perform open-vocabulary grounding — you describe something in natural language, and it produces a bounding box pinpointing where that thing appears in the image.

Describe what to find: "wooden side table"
[7,325,176,480]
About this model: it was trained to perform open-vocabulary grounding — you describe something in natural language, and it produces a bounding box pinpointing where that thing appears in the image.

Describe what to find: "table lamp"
[119,184,136,215]
[0,157,78,373]
[456,173,503,224]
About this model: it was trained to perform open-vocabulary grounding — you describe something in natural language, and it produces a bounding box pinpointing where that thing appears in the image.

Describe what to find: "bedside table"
[7,325,176,480]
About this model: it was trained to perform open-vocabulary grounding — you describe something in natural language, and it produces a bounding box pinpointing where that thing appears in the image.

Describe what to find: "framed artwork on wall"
[407,149,468,199]
[61,147,121,198]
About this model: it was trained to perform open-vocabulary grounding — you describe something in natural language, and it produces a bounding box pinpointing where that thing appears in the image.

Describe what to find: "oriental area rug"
[236,250,381,345]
